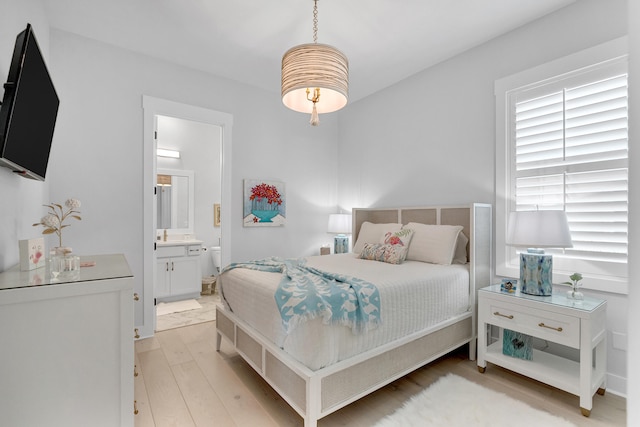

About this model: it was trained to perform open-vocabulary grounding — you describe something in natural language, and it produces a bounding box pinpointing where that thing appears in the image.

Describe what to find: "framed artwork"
[214,203,221,227]
[243,179,286,227]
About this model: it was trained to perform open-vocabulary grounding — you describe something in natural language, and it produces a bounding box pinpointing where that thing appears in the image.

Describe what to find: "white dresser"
[0,254,134,427]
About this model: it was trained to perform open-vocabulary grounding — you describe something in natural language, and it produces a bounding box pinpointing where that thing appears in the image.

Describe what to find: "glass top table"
[0,254,132,291]
[479,284,605,312]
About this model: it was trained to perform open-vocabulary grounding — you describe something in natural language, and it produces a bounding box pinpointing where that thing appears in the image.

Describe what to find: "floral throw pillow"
[359,229,414,264]
[380,228,414,248]
[359,243,407,264]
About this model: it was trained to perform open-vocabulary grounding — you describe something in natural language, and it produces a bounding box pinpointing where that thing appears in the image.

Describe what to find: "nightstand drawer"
[487,301,580,348]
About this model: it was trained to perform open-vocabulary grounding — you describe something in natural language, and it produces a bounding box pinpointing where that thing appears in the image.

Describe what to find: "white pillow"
[352,222,402,253]
[404,222,464,265]
[453,232,469,264]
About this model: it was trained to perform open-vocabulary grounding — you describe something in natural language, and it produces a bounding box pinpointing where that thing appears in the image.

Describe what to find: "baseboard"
[606,372,627,398]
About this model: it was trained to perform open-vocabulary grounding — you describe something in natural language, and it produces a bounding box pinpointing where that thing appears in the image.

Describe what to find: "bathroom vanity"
[155,240,202,302]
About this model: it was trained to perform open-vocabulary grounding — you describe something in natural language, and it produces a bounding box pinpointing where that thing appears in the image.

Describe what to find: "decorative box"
[19,238,45,271]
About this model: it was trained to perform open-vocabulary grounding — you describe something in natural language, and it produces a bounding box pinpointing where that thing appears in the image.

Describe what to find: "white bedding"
[219,253,470,370]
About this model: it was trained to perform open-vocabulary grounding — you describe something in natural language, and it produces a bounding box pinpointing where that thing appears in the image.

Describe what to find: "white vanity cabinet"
[156,241,202,302]
[0,254,134,427]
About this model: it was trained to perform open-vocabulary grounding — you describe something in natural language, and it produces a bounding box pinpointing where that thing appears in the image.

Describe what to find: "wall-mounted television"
[0,23,59,181]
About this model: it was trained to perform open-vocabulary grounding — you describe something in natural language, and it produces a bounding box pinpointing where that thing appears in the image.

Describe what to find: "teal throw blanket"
[222,257,381,335]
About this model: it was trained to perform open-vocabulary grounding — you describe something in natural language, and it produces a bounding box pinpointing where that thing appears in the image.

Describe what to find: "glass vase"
[49,247,79,280]
[566,286,584,300]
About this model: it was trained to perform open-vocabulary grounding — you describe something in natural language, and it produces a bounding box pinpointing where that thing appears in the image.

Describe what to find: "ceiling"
[42,0,575,103]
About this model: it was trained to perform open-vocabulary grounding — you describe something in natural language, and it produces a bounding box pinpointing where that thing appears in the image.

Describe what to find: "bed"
[216,204,492,427]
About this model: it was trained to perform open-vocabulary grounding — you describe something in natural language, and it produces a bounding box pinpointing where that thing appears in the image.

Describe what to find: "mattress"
[219,253,470,370]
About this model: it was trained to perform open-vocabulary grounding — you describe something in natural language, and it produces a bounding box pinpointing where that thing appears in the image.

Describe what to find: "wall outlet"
[612,331,627,351]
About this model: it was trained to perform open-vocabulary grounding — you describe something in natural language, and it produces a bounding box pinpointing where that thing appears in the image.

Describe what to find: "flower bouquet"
[250,183,282,223]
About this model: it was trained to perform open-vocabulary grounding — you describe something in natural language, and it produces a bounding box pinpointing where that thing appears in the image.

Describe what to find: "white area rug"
[155,294,219,332]
[156,299,202,316]
[374,374,575,427]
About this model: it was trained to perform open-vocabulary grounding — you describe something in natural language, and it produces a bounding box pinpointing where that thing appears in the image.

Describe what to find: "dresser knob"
[133,293,139,301]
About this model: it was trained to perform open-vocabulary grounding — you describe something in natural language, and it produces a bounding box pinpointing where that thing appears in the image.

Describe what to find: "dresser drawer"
[486,300,580,348]
[187,245,202,256]
[156,245,186,258]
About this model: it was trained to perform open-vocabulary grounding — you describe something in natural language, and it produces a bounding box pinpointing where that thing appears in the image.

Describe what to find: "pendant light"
[281,0,349,126]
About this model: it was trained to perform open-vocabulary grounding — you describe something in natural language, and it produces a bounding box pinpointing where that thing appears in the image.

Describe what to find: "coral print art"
[243,179,286,227]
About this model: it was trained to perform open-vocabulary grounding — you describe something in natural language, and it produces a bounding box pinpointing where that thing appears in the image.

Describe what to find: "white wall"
[338,0,629,395]
[0,0,51,270]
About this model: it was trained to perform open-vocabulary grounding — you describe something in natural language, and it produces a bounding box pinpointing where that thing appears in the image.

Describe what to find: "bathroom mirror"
[157,168,195,234]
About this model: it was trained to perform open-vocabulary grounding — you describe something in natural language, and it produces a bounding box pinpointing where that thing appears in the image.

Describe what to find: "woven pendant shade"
[281,43,349,115]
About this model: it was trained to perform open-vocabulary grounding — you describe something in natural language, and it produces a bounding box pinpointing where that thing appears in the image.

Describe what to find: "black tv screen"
[0,24,59,181]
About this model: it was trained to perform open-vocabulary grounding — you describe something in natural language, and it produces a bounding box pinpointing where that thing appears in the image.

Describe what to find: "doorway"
[140,96,233,338]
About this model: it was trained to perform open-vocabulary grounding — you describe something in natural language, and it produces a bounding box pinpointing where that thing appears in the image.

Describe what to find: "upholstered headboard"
[353,206,471,249]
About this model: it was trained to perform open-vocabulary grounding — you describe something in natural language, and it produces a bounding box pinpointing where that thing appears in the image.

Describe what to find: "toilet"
[210,246,221,275]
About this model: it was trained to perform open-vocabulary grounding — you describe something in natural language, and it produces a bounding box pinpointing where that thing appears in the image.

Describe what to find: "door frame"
[140,96,233,338]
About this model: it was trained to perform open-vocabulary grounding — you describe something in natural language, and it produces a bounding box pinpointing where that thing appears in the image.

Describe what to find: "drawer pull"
[134,400,139,415]
[133,293,140,301]
[493,311,514,319]
[538,322,563,332]
[134,328,140,339]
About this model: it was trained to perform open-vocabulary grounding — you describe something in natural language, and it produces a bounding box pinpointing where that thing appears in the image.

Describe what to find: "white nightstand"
[477,284,607,417]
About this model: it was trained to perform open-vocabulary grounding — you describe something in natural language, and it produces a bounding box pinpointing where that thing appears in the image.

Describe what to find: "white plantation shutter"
[512,71,628,265]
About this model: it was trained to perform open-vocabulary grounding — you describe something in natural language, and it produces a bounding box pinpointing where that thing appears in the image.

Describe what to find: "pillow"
[453,232,469,264]
[380,228,414,247]
[379,228,414,263]
[352,222,402,253]
[404,223,464,265]
[358,243,407,265]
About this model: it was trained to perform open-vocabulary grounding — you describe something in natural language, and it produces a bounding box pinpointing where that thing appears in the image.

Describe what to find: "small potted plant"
[562,272,584,300]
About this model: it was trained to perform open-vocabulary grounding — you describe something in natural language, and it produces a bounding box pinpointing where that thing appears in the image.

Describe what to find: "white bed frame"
[216,203,492,427]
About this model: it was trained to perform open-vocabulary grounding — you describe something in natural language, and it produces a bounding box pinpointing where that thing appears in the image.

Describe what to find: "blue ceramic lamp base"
[334,235,349,254]
[519,249,553,296]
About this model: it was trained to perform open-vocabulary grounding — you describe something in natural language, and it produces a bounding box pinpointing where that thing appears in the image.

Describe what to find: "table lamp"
[506,210,573,296]
[328,213,352,254]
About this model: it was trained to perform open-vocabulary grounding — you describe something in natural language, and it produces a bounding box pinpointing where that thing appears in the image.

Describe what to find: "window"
[496,38,628,294]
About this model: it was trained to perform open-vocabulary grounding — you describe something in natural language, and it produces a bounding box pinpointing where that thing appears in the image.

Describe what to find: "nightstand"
[477,284,607,417]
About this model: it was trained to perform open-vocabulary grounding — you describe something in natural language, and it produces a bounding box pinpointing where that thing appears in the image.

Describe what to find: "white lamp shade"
[281,43,349,114]
[328,213,352,235]
[506,210,573,248]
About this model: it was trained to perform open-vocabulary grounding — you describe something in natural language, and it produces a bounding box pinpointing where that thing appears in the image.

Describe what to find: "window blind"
[513,74,628,264]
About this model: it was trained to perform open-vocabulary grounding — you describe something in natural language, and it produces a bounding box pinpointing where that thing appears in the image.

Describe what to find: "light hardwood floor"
[135,320,626,426]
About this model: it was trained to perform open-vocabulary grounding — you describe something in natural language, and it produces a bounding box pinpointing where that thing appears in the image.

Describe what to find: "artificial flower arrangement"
[33,198,82,250]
